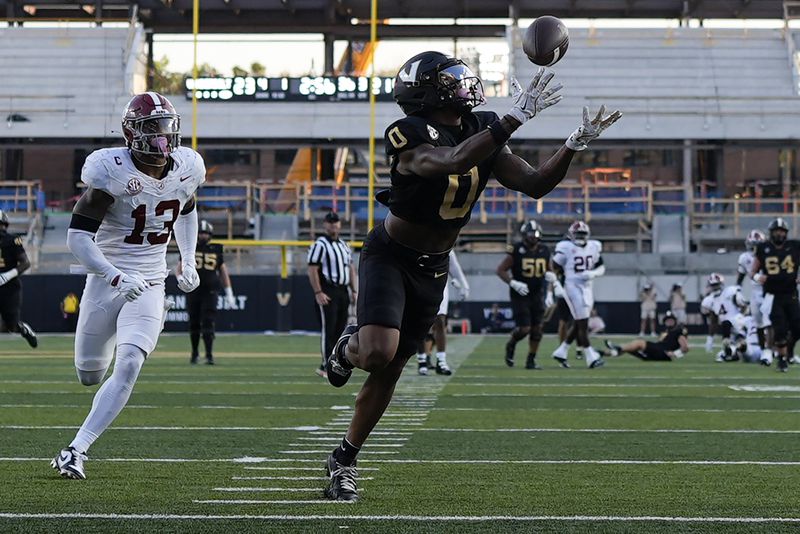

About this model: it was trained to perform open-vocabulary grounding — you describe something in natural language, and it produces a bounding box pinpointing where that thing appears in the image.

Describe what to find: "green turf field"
[1,333,799,533]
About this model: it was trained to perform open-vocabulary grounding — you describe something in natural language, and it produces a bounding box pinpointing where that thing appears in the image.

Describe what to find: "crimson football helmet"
[393,51,485,116]
[567,221,590,246]
[707,272,724,295]
[745,229,765,250]
[121,92,181,166]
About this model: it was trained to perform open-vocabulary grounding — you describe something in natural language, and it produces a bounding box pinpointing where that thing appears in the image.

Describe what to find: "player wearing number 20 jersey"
[52,92,205,480]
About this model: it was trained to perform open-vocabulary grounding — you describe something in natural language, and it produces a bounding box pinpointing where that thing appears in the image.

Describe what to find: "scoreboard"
[185,76,395,102]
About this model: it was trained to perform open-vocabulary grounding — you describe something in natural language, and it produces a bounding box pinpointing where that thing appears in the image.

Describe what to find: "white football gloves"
[0,268,19,287]
[177,262,200,293]
[509,279,530,296]
[507,67,563,125]
[566,105,623,151]
[451,278,470,301]
[224,286,236,309]
[544,291,554,309]
[110,270,149,302]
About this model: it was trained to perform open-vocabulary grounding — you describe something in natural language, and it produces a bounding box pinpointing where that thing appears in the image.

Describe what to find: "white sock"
[417,353,427,364]
[761,348,774,364]
[436,351,447,365]
[584,346,599,366]
[554,342,569,358]
[69,344,146,454]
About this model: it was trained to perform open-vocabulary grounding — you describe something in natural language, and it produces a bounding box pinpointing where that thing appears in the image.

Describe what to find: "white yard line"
[232,476,374,481]
[0,512,799,523]
[212,487,321,492]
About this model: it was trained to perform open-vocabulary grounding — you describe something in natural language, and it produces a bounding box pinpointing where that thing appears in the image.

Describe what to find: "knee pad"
[529,327,543,343]
[76,368,107,386]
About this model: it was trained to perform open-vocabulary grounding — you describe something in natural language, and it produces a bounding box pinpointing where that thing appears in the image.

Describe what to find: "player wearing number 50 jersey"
[51,92,205,480]
[550,221,606,369]
[320,51,621,501]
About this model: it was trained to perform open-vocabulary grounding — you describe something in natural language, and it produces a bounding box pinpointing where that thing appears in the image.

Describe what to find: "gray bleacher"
[0,26,145,136]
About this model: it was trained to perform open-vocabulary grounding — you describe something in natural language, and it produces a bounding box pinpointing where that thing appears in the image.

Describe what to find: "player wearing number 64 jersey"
[51,92,205,479]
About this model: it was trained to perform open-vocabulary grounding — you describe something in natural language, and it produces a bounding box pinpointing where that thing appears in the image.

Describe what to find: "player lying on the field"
[549,221,606,368]
[496,219,553,369]
[729,313,766,364]
[737,229,770,360]
[700,272,749,363]
[602,311,688,361]
[320,51,621,501]
[51,92,205,480]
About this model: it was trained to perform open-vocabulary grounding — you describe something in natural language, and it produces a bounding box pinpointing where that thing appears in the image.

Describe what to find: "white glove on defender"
[224,286,236,308]
[566,105,623,151]
[509,279,530,296]
[544,291,554,309]
[451,278,470,301]
[110,271,149,302]
[0,268,18,287]
[177,263,200,293]
[507,68,563,125]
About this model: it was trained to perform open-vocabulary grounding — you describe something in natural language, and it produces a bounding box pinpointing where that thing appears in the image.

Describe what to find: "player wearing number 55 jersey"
[320,51,621,501]
[752,218,800,372]
[51,92,205,479]
[550,221,606,368]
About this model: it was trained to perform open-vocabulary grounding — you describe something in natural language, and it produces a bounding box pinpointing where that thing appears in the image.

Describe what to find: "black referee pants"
[316,282,350,365]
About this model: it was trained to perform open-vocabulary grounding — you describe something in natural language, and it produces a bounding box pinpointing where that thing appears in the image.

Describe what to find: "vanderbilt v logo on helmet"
[393,51,485,115]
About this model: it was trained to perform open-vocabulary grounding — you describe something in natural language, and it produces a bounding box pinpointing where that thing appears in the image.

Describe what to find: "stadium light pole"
[191,0,199,150]
[367,0,377,231]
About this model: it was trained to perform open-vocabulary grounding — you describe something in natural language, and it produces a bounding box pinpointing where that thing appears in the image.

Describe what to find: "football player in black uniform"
[318,51,621,501]
[178,220,236,365]
[602,311,688,362]
[0,210,37,347]
[751,218,800,372]
[497,219,551,369]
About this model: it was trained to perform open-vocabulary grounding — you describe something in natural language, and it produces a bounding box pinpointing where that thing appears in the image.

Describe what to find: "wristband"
[486,120,511,145]
[315,290,323,295]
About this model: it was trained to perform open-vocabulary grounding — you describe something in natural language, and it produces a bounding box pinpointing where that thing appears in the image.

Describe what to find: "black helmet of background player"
[0,209,8,233]
[707,272,724,296]
[122,92,181,167]
[745,229,765,251]
[663,310,678,329]
[198,220,213,244]
[520,220,542,248]
[567,220,590,247]
[393,51,485,116]
[768,217,789,245]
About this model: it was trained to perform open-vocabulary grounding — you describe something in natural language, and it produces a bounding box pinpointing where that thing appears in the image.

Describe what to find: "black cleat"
[553,355,570,368]
[18,322,37,348]
[525,359,542,370]
[589,358,606,369]
[205,356,215,365]
[418,361,429,376]
[326,325,357,388]
[778,357,789,373]
[504,342,515,367]
[324,453,359,502]
[190,354,199,365]
[435,361,452,375]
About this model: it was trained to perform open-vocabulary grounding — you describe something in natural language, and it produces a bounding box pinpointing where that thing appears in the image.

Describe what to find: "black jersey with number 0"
[755,240,800,295]
[194,242,224,291]
[379,111,504,230]
[0,232,25,290]
[655,324,688,352]
[507,241,551,294]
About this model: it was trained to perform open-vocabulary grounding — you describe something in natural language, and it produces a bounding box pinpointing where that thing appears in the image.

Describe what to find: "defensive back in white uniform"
[51,92,205,480]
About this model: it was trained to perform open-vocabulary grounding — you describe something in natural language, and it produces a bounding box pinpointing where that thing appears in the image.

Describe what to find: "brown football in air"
[523,15,569,66]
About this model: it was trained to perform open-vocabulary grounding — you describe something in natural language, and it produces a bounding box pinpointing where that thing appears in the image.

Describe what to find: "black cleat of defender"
[435,362,452,375]
[504,342,515,367]
[18,322,37,348]
[589,358,605,369]
[326,324,357,387]
[778,357,789,373]
[324,453,359,502]
[553,355,570,368]
[525,358,542,370]
[603,339,621,357]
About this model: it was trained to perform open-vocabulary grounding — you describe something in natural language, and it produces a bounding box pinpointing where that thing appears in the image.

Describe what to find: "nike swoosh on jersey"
[434,272,447,278]
[180,175,191,182]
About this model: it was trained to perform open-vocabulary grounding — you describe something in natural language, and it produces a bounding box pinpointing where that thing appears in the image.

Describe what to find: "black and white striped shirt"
[307,236,352,286]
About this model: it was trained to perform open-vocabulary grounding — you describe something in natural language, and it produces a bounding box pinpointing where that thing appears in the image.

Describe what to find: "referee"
[307,212,357,377]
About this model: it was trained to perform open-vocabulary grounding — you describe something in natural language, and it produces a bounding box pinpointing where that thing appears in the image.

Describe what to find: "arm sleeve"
[216,245,225,266]
[67,229,121,282]
[448,251,469,287]
[174,207,198,268]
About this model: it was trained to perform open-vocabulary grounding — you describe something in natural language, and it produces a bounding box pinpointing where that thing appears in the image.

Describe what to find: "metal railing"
[0,181,40,214]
